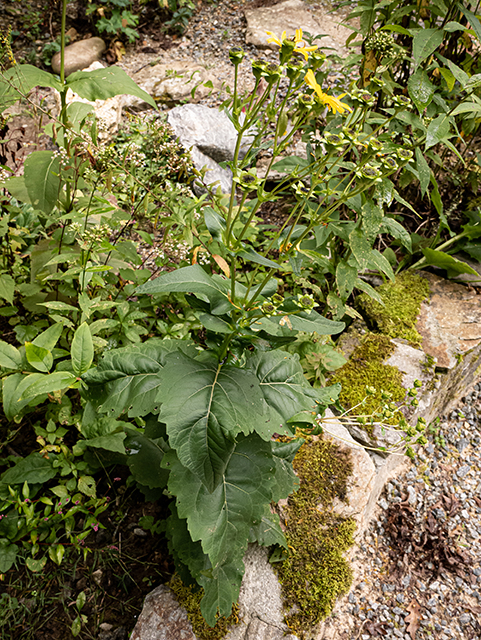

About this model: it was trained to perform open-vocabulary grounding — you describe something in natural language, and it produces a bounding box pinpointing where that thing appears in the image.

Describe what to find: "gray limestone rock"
[167,104,251,193]
[51,37,106,76]
[130,584,197,640]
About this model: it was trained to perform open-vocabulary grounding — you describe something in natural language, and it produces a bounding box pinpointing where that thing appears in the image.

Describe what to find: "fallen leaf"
[405,600,421,640]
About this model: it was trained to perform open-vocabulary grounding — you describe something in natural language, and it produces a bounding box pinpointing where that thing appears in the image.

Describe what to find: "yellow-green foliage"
[169,575,239,640]
[277,437,355,637]
[330,333,405,431]
[356,272,430,347]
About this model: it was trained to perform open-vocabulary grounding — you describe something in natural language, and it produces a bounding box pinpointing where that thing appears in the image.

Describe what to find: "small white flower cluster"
[70,222,112,250]
[0,167,12,183]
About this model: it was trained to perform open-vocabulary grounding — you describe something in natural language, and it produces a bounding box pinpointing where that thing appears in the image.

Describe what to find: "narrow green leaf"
[66,66,157,109]
[439,67,456,92]
[451,101,481,115]
[458,2,481,43]
[0,340,22,369]
[136,264,233,315]
[415,147,431,197]
[422,248,478,277]
[354,278,383,304]
[436,54,470,87]
[349,227,372,269]
[238,246,281,269]
[361,199,384,241]
[412,28,444,70]
[0,274,15,304]
[71,323,94,376]
[25,342,53,373]
[367,249,395,281]
[444,21,467,32]
[272,156,309,172]
[20,371,77,400]
[39,301,79,313]
[24,151,61,215]
[204,207,225,240]
[32,323,64,351]
[425,114,452,150]
[336,261,358,299]
[380,217,412,251]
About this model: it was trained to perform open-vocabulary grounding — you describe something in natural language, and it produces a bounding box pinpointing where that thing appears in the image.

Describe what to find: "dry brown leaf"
[405,600,421,640]
[212,254,230,278]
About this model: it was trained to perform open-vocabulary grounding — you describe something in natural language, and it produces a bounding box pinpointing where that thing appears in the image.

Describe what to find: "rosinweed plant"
[82,29,429,626]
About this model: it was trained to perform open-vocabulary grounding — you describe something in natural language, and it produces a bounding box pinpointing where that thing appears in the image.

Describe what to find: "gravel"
[341,383,481,640]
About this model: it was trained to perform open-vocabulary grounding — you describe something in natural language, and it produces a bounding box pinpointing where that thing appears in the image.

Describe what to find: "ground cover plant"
[0,0,480,636]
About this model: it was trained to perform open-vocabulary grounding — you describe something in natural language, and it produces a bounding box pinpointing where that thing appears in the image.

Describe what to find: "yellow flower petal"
[304,70,352,114]
[295,28,303,42]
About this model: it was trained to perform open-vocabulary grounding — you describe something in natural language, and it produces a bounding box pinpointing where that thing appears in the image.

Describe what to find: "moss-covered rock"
[277,437,355,638]
[356,271,430,347]
[169,575,239,640]
[330,333,406,431]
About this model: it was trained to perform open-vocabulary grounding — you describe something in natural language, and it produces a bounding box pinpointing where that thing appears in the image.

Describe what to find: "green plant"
[87,0,140,43]
[163,0,195,35]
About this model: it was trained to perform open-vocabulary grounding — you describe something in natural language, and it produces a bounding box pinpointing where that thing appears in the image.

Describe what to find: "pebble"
[346,386,481,640]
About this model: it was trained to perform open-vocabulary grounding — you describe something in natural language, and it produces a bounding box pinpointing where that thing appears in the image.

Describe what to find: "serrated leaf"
[157,351,265,491]
[0,453,56,484]
[380,217,413,251]
[408,69,435,113]
[71,323,94,376]
[0,273,15,304]
[25,342,53,373]
[83,340,196,418]
[0,340,22,369]
[415,147,431,197]
[270,439,302,503]
[125,431,169,489]
[249,350,322,427]
[136,264,234,315]
[66,66,157,109]
[412,28,444,70]
[20,371,76,400]
[164,434,275,625]
[0,539,18,572]
[249,506,286,548]
[24,151,61,215]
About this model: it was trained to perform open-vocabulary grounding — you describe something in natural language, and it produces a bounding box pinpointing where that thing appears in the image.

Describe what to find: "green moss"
[169,575,239,640]
[330,333,406,431]
[356,272,430,347]
[277,437,355,638]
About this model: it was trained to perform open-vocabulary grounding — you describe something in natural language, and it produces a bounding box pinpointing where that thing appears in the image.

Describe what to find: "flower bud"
[252,59,268,81]
[229,47,245,65]
[266,62,282,84]
[396,148,414,163]
[279,37,297,64]
[323,131,347,147]
[286,60,304,80]
[295,92,316,113]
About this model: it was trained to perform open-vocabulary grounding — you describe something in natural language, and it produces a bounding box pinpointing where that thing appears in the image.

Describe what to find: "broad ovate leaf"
[23,151,61,215]
[157,351,266,491]
[71,322,94,376]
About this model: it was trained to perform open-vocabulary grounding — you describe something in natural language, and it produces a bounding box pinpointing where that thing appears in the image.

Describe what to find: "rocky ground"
[336,387,481,640]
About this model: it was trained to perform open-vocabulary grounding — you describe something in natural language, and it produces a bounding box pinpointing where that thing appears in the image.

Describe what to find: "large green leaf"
[361,199,384,241]
[349,227,372,269]
[0,452,56,484]
[249,507,287,548]
[83,340,195,417]
[23,151,61,215]
[408,69,435,113]
[458,2,481,43]
[66,66,157,109]
[254,310,344,337]
[248,350,321,428]
[136,264,234,315]
[71,323,94,376]
[0,340,22,370]
[415,147,431,197]
[270,439,302,503]
[25,342,53,373]
[0,539,19,572]
[125,431,170,489]
[157,351,265,491]
[0,64,61,112]
[367,249,395,281]
[336,261,358,299]
[164,434,275,625]
[32,323,64,351]
[412,28,444,70]
[2,373,43,420]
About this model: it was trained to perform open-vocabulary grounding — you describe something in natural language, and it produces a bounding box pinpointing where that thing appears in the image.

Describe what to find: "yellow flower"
[304,69,352,115]
[265,28,318,62]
